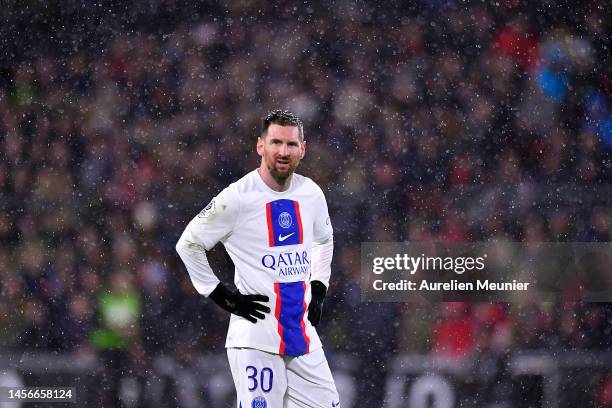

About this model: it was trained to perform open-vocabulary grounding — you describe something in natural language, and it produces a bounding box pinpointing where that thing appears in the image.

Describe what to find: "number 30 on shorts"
[246,366,273,393]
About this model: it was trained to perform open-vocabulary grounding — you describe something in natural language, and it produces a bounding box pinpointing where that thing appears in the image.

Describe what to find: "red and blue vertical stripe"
[274,281,310,356]
[265,199,303,247]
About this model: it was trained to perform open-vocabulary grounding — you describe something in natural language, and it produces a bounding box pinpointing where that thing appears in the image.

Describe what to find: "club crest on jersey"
[265,199,303,247]
[278,212,293,228]
[252,396,267,408]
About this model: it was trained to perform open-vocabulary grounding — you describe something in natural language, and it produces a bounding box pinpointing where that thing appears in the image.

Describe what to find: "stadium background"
[0,0,610,406]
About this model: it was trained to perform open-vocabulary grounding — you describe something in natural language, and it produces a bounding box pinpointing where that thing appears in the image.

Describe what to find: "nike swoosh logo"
[278,233,295,242]
[332,402,340,407]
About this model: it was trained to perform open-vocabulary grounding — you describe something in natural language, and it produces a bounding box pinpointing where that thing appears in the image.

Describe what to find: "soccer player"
[176,110,340,407]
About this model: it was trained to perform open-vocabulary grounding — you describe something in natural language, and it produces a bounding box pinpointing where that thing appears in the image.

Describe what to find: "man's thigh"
[285,348,340,408]
[227,348,287,408]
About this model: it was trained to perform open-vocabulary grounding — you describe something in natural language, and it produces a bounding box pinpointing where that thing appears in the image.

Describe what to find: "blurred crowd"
[0,0,610,405]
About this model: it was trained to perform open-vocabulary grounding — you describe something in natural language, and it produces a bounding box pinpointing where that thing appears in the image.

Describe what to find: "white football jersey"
[176,170,333,356]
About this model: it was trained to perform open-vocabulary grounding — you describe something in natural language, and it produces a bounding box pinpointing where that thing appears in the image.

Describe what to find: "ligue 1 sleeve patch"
[265,199,303,247]
[198,199,215,218]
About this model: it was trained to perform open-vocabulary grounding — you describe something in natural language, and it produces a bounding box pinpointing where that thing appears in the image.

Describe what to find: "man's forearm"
[176,232,220,297]
[311,237,333,287]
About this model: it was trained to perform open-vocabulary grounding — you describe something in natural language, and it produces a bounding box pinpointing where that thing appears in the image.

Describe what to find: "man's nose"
[279,144,289,156]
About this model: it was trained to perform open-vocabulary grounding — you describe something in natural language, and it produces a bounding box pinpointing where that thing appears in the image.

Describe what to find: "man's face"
[257,124,305,181]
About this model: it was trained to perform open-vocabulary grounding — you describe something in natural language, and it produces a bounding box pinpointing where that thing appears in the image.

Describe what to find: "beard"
[267,157,299,183]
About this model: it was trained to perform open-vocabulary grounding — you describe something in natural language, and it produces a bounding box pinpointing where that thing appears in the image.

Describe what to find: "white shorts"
[227,347,340,408]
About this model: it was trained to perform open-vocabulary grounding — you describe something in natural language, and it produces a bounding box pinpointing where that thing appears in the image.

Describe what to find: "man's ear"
[300,140,306,159]
[257,137,264,156]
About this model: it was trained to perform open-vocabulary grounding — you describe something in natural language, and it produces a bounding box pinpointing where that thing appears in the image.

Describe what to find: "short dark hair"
[261,110,304,141]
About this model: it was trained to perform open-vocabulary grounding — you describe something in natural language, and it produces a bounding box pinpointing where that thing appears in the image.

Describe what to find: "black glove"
[209,283,270,323]
[308,280,327,327]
